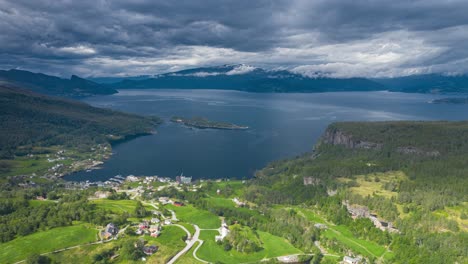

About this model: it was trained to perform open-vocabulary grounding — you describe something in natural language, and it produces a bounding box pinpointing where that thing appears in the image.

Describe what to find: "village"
[84,174,240,263]
[12,172,401,264]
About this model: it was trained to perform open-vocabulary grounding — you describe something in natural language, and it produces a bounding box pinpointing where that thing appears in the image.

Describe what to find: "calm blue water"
[65,89,468,181]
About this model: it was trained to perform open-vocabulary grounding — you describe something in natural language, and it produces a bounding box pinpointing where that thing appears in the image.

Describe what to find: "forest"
[241,121,468,263]
[0,85,161,168]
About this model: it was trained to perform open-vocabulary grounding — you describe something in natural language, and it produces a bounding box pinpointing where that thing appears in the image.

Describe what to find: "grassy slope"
[166,204,220,229]
[197,230,302,263]
[338,171,406,199]
[144,225,187,264]
[91,199,154,214]
[297,208,390,259]
[0,225,97,263]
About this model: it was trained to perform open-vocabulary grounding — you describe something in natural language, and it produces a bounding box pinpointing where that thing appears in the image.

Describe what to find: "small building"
[101,223,119,240]
[159,197,170,204]
[126,175,139,182]
[143,245,158,255]
[164,219,171,225]
[139,220,150,229]
[314,223,328,229]
[215,221,230,242]
[232,197,246,207]
[174,201,185,207]
[151,218,160,224]
[94,191,111,199]
[343,256,361,264]
[150,231,161,237]
[303,176,321,186]
[149,225,160,233]
[176,175,192,184]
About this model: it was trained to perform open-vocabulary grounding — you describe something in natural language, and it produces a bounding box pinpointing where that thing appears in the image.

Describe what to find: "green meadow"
[0,225,97,263]
[196,230,302,263]
[166,204,220,229]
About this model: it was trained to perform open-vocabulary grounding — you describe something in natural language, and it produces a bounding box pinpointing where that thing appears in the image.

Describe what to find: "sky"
[1,0,468,78]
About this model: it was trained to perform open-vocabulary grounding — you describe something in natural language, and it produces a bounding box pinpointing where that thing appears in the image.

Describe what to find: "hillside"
[110,64,386,92]
[0,85,161,177]
[247,121,468,263]
[0,69,117,97]
[374,74,468,93]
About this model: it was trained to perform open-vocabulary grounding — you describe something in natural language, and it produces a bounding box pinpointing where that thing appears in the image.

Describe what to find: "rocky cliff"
[321,127,383,150]
[320,124,441,157]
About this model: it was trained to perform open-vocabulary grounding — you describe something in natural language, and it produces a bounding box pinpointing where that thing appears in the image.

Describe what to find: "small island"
[171,116,249,130]
[430,97,468,104]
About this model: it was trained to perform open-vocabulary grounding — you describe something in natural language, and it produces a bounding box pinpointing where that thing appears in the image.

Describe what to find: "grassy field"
[48,243,104,264]
[0,225,97,263]
[297,208,389,259]
[206,180,246,197]
[91,199,153,214]
[196,230,302,263]
[433,203,468,232]
[203,197,236,208]
[178,222,196,236]
[324,226,386,257]
[28,199,57,207]
[145,225,187,264]
[48,226,187,264]
[166,204,220,229]
[338,171,406,198]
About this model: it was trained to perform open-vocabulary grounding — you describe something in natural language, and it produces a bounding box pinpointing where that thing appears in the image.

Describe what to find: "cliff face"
[321,128,383,150]
[320,125,441,157]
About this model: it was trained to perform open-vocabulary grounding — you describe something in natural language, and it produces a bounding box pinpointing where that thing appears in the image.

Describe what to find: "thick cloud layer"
[1,0,467,77]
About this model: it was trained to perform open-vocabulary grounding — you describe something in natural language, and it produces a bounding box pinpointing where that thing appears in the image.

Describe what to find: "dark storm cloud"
[0,0,467,77]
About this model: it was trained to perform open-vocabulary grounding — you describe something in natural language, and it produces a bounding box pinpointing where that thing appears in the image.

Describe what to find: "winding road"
[167,225,201,264]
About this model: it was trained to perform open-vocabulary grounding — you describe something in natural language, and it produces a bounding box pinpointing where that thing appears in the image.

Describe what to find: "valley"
[1,120,467,264]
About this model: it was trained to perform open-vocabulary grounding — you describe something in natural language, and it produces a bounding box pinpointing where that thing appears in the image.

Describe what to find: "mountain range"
[0,69,116,97]
[2,65,468,97]
[108,64,386,93]
[95,64,468,94]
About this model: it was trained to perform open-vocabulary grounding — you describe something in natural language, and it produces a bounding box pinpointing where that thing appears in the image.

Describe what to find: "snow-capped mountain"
[110,64,385,92]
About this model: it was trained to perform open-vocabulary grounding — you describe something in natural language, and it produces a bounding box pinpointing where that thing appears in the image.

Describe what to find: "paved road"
[168,209,179,221]
[167,225,200,264]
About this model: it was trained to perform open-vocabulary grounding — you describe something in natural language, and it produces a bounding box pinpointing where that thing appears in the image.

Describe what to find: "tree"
[120,238,144,260]
[25,254,52,264]
[134,201,148,218]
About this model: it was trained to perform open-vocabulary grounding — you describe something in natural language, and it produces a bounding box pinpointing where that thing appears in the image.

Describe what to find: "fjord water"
[65,89,468,182]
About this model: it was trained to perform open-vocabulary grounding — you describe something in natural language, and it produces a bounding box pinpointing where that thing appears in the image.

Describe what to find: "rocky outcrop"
[320,126,440,157]
[396,147,440,157]
[321,128,383,150]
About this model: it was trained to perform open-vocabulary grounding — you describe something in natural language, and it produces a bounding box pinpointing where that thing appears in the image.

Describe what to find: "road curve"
[167,225,200,264]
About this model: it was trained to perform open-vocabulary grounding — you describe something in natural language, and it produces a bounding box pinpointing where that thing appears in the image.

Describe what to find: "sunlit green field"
[0,225,97,263]
[91,199,153,214]
[298,208,389,259]
[166,204,220,229]
[196,230,302,263]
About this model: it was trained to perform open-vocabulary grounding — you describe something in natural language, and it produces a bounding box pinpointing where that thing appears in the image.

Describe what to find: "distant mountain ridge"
[373,74,468,93]
[110,64,386,93]
[0,69,117,97]
[103,64,468,94]
[3,66,468,96]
